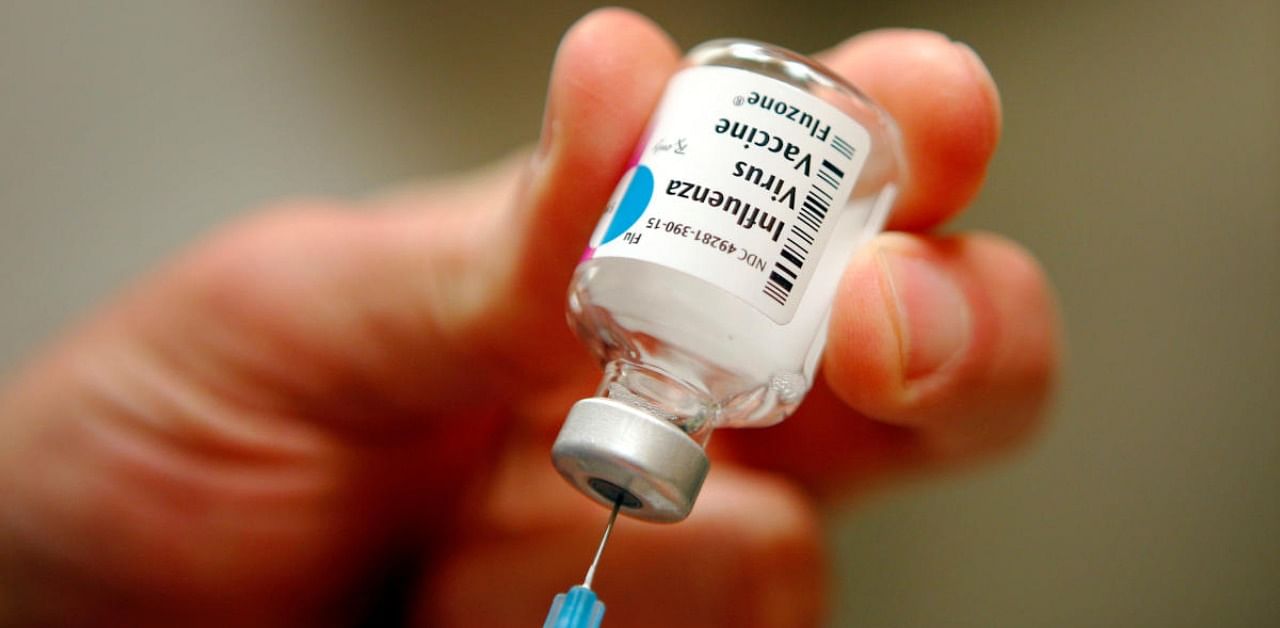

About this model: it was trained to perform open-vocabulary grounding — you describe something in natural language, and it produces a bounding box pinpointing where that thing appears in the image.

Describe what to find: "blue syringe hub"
[543,585,605,628]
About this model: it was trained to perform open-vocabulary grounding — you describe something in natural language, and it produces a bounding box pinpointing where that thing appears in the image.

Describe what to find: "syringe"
[542,497,623,628]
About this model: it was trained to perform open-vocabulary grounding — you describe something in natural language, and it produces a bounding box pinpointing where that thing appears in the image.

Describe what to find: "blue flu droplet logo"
[600,165,654,245]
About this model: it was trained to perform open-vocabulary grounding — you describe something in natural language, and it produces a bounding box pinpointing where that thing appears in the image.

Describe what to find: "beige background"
[2,1,1277,626]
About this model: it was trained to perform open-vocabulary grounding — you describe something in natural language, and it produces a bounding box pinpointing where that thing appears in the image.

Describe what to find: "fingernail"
[876,245,971,379]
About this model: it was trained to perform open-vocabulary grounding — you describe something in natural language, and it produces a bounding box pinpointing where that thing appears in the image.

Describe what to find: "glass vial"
[552,39,903,522]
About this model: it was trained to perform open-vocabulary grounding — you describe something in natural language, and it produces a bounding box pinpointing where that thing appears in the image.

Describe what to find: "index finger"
[817,29,1002,231]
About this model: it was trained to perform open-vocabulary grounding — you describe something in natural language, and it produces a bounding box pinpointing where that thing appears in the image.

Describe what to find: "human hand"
[0,9,1058,628]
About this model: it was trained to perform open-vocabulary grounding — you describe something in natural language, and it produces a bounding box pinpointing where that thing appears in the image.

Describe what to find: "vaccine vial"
[552,39,903,522]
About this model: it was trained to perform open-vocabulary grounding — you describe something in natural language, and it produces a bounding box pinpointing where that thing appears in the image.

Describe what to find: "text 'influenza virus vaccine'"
[552,39,903,523]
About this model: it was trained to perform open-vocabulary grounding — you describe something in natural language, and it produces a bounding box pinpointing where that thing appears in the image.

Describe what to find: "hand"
[0,9,1059,628]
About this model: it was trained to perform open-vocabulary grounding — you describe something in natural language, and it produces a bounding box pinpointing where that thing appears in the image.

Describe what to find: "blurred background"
[1,0,1276,626]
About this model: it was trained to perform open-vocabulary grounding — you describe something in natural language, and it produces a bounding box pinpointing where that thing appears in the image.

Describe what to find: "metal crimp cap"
[552,398,710,523]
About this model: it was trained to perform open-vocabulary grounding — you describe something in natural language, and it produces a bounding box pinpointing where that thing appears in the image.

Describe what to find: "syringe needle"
[582,497,623,590]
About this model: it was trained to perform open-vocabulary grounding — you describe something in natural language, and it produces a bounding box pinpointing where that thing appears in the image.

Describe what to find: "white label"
[584,65,871,324]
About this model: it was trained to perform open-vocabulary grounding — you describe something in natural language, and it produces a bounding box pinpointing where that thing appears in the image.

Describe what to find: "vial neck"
[596,359,717,446]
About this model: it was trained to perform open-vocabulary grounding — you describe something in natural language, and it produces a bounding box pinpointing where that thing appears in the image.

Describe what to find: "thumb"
[510,7,678,306]
[416,443,825,628]
[461,9,680,389]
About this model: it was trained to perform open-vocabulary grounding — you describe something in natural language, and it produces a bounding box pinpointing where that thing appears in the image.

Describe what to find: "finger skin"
[832,233,1058,421]
[416,443,825,628]
[828,232,1059,454]
[712,378,926,501]
[817,29,1002,230]
[721,232,1059,495]
[0,286,507,627]
[462,8,681,397]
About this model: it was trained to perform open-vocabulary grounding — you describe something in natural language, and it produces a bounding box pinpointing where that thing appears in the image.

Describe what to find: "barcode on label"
[831,135,856,160]
[763,158,846,306]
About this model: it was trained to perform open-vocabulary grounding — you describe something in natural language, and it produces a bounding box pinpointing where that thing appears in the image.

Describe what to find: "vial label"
[584,65,872,324]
